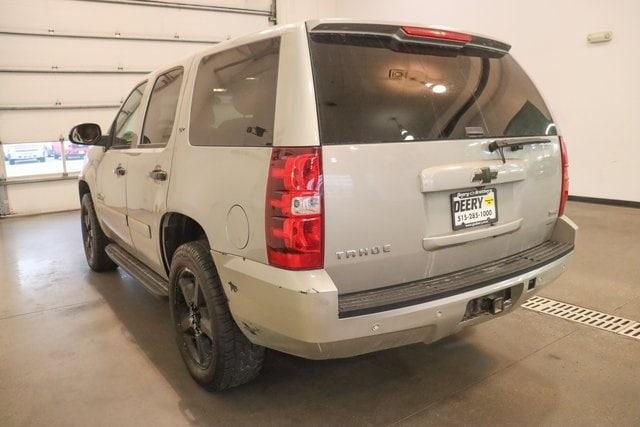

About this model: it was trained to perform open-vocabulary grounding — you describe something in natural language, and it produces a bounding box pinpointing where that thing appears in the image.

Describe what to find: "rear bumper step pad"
[338,241,573,318]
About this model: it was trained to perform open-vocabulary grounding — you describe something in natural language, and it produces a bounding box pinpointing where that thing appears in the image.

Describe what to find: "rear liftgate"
[310,22,568,306]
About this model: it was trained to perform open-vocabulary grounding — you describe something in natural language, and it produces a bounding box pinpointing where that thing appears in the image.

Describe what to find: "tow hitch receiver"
[490,296,505,314]
[463,287,513,321]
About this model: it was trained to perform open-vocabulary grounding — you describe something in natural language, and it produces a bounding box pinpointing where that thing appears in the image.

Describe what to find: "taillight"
[266,147,323,270]
[558,136,569,216]
[401,26,473,43]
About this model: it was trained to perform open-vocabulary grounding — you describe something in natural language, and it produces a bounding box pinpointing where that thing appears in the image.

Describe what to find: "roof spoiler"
[308,22,511,54]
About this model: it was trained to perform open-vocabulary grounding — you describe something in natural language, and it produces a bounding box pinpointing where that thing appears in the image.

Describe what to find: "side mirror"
[69,123,104,146]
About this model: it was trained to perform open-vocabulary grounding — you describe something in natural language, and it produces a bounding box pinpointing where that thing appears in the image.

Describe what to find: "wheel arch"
[160,212,210,276]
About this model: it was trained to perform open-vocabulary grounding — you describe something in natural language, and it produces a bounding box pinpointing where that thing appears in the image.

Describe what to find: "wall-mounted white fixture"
[587,31,613,43]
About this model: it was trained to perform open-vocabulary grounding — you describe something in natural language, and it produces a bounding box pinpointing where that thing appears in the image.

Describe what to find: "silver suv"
[70,20,577,390]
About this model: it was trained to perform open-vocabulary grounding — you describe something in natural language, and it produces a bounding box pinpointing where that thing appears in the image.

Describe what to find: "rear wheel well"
[161,213,208,275]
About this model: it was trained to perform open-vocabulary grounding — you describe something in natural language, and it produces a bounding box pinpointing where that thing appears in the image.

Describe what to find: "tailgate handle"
[422,218,523,251]
[420,161,525,193]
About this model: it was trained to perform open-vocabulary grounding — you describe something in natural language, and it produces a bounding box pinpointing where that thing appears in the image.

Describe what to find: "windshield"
[308,32,556,145]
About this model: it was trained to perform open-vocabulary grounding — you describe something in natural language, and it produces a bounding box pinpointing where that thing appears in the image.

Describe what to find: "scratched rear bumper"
[212,216,577,360]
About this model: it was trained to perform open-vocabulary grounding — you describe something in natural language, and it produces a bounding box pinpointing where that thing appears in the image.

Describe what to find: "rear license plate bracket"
[450,188,498,230]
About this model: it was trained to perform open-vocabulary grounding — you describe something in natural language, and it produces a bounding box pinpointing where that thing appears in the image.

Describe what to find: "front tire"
[169,241,265,391]
[80,193,117,271]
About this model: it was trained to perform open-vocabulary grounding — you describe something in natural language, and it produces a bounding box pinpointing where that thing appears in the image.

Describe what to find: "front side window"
[113,81,148,148]
[141,68,184,147]
[189,37,280,147]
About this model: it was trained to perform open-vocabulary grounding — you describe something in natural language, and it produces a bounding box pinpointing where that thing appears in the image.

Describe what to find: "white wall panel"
[0,73,143,105]
[0,0,270,40]
[0,35,208,69]
[0,109,118,142]
[275,0,335,25]
[6,179,79,215]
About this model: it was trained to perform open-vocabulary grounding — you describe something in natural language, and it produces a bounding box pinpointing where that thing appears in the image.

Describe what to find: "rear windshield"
[309,33,556,145]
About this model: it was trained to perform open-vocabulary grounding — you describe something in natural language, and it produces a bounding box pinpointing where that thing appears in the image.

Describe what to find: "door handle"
[114,165,126,176]
[149,168,168,182]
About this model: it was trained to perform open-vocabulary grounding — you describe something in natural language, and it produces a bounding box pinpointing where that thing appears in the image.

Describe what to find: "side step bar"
[105,243,169,297]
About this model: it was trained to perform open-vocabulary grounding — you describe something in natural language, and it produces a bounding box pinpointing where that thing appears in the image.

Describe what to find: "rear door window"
[141,67,184,148]
[189,37,280,147]
[309,32,556,145]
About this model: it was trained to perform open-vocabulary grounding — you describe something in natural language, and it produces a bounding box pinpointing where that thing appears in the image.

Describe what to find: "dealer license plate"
[450,188,498,230]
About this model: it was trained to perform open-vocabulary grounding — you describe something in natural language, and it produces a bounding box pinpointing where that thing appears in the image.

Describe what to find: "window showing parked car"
[1,140,87,178]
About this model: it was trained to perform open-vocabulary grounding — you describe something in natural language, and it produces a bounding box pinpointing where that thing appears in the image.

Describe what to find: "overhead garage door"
[0,0,274,214]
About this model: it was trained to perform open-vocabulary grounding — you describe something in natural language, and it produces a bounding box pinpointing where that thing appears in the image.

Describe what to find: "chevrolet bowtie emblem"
[472,167,498,184]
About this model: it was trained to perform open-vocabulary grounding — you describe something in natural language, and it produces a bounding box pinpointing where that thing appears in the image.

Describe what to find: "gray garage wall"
[0,0,274,215]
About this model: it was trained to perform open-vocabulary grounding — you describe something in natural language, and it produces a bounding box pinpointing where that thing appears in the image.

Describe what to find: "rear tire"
[169,240,265,391]
[80,193,117,271]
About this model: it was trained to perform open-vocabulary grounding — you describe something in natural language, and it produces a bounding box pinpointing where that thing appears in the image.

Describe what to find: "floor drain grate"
[522,296,640,341]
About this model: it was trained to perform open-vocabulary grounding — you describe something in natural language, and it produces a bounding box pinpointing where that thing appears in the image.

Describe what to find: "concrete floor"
[1,201,639,426]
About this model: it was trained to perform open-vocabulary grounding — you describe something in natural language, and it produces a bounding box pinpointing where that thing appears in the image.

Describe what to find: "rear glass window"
[309,33,556,145]
[189,37,280,147]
